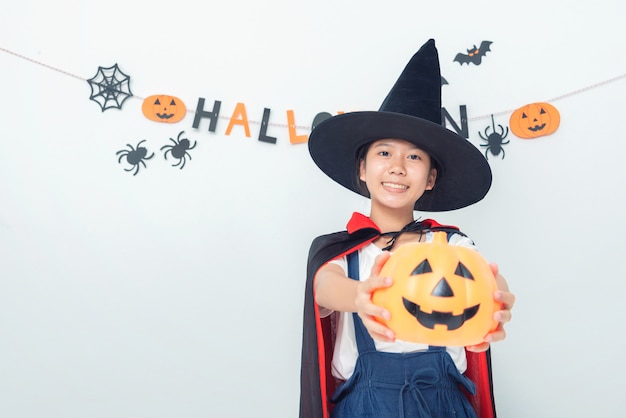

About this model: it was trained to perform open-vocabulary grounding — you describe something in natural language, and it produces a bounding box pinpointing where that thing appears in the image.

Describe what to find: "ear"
[359,159,366,182]
[426,168,437,190]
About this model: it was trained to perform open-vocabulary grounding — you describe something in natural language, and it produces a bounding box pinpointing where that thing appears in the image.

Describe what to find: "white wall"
[1,1,625,417]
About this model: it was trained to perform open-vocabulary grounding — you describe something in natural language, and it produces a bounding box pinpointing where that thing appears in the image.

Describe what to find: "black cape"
[299,212,496,418]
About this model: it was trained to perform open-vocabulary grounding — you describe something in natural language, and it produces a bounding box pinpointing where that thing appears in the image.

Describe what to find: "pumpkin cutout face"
[142,94,187,123]
[372,232,501,346]
[509,102,560,139]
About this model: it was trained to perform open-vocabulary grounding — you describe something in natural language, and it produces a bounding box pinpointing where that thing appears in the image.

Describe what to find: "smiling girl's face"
[359,138,437,214]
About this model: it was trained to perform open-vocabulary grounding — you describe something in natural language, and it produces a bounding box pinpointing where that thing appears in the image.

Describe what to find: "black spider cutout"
[116,140,154,175]
[161,131,197,169]
[87,64,132,111]
[479,114,510,160]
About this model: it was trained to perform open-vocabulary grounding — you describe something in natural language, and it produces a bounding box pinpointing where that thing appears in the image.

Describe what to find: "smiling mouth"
[382,182,408,190]
[402,297,479,331]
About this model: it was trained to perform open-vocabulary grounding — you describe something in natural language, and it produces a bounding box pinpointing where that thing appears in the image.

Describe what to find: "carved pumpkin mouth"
[528,123,546,132]
[402,297,479,331]
[156,113,174,120]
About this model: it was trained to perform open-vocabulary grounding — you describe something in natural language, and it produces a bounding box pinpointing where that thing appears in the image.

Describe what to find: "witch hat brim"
[308,39,492,212]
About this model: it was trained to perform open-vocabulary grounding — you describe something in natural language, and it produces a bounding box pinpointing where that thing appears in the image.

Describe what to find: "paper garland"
[1,46,625,145]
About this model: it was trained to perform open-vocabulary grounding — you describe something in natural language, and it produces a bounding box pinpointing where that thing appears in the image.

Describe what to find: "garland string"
[2,46,625,128]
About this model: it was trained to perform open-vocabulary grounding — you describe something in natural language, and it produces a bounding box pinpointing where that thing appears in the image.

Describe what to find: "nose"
[388,155,406,175]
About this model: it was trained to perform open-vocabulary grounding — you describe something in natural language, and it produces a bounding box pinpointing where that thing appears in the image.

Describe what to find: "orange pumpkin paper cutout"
[372,232,501,347]
[509,102,560,139]
[142,94,187,123]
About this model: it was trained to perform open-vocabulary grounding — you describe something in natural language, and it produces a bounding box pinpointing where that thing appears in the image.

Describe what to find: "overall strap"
[432,230,456,351]
[346,251,377,353]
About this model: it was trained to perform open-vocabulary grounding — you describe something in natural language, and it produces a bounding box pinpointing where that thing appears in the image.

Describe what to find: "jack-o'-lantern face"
[509,102,560,139]
[142,94,187,123]
[372,232,500,346]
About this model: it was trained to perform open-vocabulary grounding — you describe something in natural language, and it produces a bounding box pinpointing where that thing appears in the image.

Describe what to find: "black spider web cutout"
[87,63,133,111]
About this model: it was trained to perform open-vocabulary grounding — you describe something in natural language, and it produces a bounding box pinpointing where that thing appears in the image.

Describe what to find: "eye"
[454,262,474,280]
[407,154,421,161]
[378,150,390,157]
[411,259,432,275]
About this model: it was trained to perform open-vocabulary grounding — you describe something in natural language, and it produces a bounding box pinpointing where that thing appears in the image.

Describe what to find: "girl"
[299,39,515,418]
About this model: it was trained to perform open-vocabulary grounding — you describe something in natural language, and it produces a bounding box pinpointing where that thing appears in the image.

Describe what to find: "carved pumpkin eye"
[412,259,432,275]
[454,262,474,280]
[372,232,502,346]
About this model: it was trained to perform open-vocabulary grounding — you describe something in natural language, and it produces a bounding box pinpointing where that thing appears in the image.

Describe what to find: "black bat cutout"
[403,297,480,330]
[454,41,492,66]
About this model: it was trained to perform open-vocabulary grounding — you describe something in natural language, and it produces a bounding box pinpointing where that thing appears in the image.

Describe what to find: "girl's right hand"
[355,251,396,342]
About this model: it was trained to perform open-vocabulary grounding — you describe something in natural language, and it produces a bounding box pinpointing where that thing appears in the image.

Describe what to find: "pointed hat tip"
[379,38,442,124]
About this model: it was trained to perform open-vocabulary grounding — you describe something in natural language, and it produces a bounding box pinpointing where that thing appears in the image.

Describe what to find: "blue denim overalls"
[330,251,478,418]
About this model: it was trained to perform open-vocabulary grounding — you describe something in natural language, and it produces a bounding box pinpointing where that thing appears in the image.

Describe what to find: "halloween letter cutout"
[372,232,501,346]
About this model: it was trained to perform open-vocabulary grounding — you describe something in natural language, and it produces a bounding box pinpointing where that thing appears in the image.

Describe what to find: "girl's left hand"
[466,262,515,353]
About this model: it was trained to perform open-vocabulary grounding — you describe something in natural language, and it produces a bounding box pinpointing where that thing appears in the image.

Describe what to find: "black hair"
[353,142,372,196]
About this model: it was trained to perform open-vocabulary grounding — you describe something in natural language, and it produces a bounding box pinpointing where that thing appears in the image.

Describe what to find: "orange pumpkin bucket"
[372,232,501,346]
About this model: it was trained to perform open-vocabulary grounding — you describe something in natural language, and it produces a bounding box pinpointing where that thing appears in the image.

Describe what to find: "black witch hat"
[308,39,492,212]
